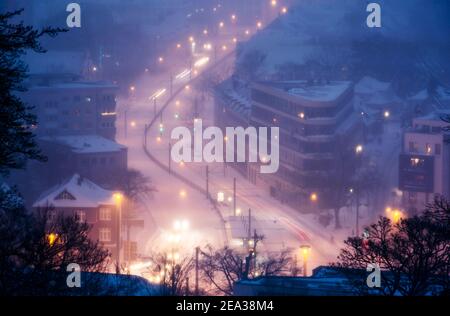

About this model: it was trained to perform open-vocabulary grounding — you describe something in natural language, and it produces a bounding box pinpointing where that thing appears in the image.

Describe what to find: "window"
[99,228,111,242]
[426,144,432,155]
[99,208,112,221]
[48,210,57,222]
[75,210,86,223]
[435,144,441,155]
[408,141,418,153]
[55,190,76,200]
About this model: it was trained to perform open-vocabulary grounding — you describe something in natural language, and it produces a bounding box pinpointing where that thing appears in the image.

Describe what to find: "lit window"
[99,208,112,221]
[99,228,111,242]
[410,157,424,167]
[426,144,432,154]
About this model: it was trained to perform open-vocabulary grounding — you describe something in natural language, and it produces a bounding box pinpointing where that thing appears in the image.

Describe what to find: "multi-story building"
[39,135,128,186]
[19,51,118,140]
[399,110,450,215]
[33,174,121,259]
[22,81,118,140]
[248,80,361,211]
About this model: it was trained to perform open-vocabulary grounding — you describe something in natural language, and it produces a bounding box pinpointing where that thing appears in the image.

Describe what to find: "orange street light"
[300,245,311,276]
[47,233,58,246]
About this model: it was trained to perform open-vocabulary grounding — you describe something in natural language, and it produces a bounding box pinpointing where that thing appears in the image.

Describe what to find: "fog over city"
[0,0,449,298]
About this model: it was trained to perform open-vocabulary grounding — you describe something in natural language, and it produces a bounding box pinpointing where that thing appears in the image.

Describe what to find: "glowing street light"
[271,0,278,7]
[245,29,250,36]
[203,29,208,35]
[384,110,390,118]
[47,233,58,246]
[219,21,224,28]
[129,85,136,92]
[113,192,124,271]
[158,56,164,63]
[300,245,311,276]
[310,193,318,202]
[257,21,263,29]
[355,145,364,154]
[130,121,137,128]
[217,191,225,202]
[281,7,288,14]
[179,189,187,198]
[231,14,237,21]
[176,43,182,49]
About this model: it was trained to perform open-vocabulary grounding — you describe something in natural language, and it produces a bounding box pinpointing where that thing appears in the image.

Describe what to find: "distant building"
[246,80,361,212]
[233,266,357,296]
[33,174,121,258]
[399,110,450,215]
[354,76,403,137]
[22,81,118,140]
[39,135,128,186]
[408,85,450,115]
[20,51,118,140]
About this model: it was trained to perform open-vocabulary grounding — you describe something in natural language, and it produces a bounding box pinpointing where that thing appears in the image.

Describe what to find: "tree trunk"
[334,208,342,229]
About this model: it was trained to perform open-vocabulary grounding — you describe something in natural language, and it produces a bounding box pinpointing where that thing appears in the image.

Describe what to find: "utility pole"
[248,209,252,247]
[168,142,172,174]
[206,166,209,199]
[233,177,237,216]
[116,200,122,274]
[144,124,148,147]
[124,110,128,139]
[195,247,200,295]
[356,189,360,236]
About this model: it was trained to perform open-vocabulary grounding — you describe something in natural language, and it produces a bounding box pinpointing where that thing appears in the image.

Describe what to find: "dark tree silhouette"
[0,188,110,295]
[200,244,294,296]
[0,10,65,175]
[109,168,157,202]
[333,197,450,296]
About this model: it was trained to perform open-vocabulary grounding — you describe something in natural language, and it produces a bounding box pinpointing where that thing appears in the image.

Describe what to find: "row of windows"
[251,88,349,119]
[81,156,117,166]
[47,208,112,223]
[252,106,337,136]
[62,94,115,103]
[408,142,441,155]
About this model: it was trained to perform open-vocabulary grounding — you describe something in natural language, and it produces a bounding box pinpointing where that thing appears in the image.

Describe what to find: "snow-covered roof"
[33,174,117,208]
[355,76,391,95]
[257,80,353,103]
[41,135,126,154]
[366,91,402,106]
[287,81,352,102]
[30,81,118,91]
[24,51,91,76]
[409,86,450,101]
[416,109,450,122]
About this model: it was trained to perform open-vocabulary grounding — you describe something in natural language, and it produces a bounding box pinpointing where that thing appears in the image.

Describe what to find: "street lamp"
[310,193,318,202]
[113,192,124,273]
[47,233,58,246]
[355,144,363,154]
[217,191,225,203]
[300,245,311,277]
